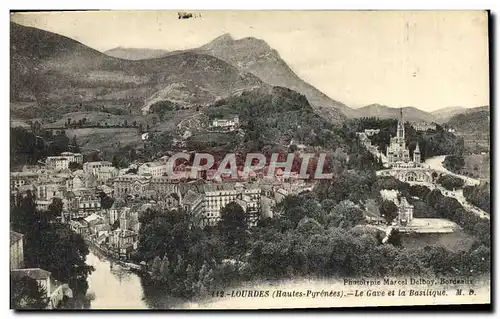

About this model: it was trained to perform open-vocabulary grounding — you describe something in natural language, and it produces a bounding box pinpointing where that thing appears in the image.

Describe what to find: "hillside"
[142,85,350,159]
[104,47,170,60]
[10,22,265,117]
[446,106,490,152]
[355,104,435,122]
[447,106,490,133]
[431,106,466,123]
[196,33,353,122]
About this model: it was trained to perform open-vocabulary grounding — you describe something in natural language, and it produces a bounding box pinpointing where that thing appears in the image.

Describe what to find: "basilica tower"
[413,143,421,165]
[397,108,405,145]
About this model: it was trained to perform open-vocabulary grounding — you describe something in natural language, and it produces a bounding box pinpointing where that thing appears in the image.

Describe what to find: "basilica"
[386,109,421,168]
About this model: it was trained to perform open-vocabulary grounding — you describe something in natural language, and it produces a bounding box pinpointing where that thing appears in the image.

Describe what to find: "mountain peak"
[211,33,235,44]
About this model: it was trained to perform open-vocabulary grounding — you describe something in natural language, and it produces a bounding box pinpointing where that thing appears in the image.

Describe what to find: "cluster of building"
[410,121,437,132]
[210,115,240,132]
[11,157,118,218]
[11,148,320,265]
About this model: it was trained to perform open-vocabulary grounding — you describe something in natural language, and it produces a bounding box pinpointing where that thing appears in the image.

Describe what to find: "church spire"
[397,108,405,140]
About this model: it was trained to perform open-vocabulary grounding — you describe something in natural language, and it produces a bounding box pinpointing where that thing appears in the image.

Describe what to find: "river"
[83,247,198,309]
[84,249,149,309]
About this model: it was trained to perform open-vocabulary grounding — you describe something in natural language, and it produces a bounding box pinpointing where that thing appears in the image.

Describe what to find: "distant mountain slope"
[355,104,435,122]
[104,47,170,60]
[431,106,467,123]
[447,106,490,133]
[10,22,265,111]
[196,33,353,122]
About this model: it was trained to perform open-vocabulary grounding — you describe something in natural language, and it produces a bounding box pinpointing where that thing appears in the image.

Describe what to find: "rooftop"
[10,230,24,245]
[11,268,51,280]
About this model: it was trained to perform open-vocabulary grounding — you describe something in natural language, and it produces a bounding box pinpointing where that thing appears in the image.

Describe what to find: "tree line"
[10,126,79,169]
[463,183,491,214]
[10,194,94,309]
[134,173,489,300]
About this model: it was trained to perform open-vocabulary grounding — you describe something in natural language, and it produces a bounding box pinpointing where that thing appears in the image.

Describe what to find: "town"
[10,108,491,308]
[9,11,491,310]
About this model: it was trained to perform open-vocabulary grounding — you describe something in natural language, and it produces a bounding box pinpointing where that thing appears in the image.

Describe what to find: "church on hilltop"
[386,108,421,168]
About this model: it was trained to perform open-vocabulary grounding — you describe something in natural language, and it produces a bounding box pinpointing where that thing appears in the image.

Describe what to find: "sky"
[11,10,490,111]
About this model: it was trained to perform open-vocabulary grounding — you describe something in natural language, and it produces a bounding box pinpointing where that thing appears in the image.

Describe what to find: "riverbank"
[84,238,144,273]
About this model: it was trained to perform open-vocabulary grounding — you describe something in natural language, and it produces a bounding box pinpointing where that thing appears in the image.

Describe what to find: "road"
[408,180,489,220]
[420,156,489,219]
[424,155,481,186]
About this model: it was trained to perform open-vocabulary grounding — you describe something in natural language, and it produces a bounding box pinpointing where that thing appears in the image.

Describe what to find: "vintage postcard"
[9,10,490,310]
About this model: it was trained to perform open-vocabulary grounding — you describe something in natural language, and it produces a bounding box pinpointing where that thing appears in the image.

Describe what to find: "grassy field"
[46,111,144,128]
[65,128,143,153]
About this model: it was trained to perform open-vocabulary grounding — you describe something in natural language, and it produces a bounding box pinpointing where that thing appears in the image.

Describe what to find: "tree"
[151,256,162,281]
[437,174,465,191]
[327,200,365,229]
[10,276,48,309]
[380,200,398,223]
[218,202,248,256]
[443,155,465,173]
[160,256,170,283]
[10,194,94,293]
[296,217,324,236]
[386,228,402,247]
[68,162,83,170]
[184,264,197,295]
[99,192,114,210]
[48,197,63,220]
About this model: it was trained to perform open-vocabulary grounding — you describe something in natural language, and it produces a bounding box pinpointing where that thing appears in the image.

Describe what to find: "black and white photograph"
[9,10,491,310]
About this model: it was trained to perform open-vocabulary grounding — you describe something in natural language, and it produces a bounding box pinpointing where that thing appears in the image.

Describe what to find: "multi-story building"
[109,229,137,259]
[364,128,380,136]
[83,161,113,175]
[138,162,170,177]
[411,122,437,132]
[94,167,119,185]
[73,196,101,218]
[202,184,239,226]
[10,172,39,189]
[119,207,140,233]
[211,115,240,131]
[113,174,181,199]
[35,182,66,202]
[60,152,84,164]
[46,156,69,170]
[235,194,261,227]
[46,152,83,170]
[182,190,205,224]
[10,231,24,270]
[69,220,88,235]
[195,183,262,227]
